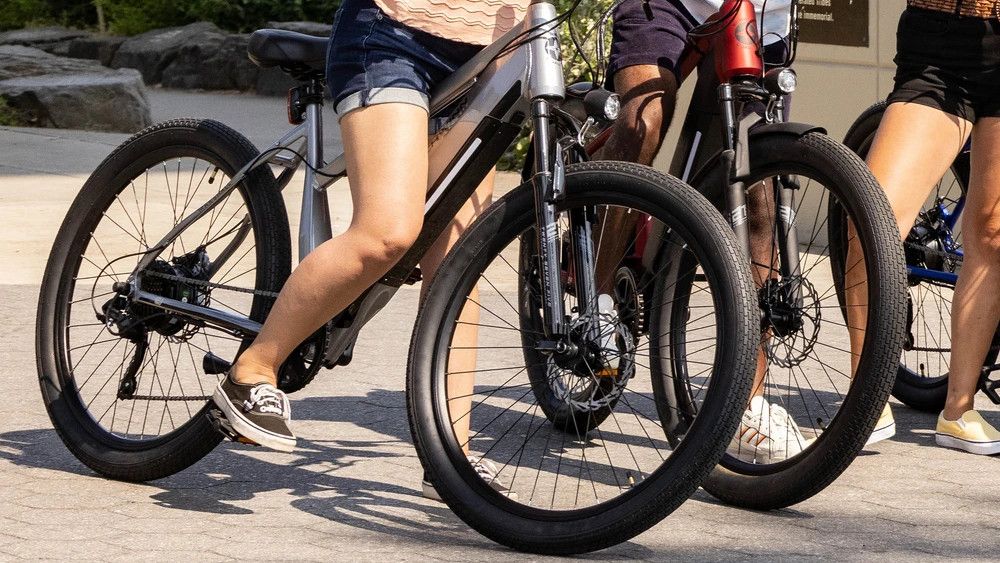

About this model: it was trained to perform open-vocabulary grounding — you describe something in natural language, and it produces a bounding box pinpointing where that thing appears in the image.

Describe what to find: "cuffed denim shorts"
[326,0,482,120]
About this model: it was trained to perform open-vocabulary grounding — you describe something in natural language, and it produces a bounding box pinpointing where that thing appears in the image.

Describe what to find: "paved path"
[1,90,998,561]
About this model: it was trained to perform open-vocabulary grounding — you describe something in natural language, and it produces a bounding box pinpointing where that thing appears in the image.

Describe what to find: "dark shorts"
[607,0,789,84]
[887,7,1000,123]
[607,0,698,82]
[325,0,482,120]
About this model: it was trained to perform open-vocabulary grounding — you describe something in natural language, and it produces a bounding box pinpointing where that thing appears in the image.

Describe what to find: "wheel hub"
[101,248,212,340]
[759,276,821,368]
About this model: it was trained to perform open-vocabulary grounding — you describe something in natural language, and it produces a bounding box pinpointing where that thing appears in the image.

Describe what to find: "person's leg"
[419,171,496,455]
[593,65,680,291]
[233,103,430,384]
[846,102,972,374]
[943,117,1000,419]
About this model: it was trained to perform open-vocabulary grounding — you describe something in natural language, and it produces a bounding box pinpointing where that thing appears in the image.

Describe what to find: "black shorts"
[887,7,1000,123]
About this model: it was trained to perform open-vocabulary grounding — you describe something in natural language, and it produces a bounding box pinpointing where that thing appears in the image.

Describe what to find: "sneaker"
[935,410,1000,455]
[765,402,810,462]
[727,396,810,463]
[726,395,770,463]
[421,472,442,502]
[421,457,519,501]
[866,403,896,446]
[211,375,295,452]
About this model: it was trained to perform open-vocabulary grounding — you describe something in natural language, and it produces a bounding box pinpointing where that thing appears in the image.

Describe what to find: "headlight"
[583,88,621,123]
[603,94,621,121]
[764,68,797,95]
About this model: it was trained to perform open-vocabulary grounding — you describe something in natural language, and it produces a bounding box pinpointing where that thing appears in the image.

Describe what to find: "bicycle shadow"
[0,389,662,557]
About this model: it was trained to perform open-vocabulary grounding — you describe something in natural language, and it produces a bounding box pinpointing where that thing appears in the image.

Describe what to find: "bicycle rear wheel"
[36,119,291,481]
[843,102,992,412]
[407,161,757,554]
[659,131,907,510]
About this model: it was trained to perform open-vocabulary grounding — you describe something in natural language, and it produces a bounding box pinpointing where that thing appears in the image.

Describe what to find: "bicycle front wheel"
[407,161,758,554]
[36,119,291,481]
[664,131,907,510]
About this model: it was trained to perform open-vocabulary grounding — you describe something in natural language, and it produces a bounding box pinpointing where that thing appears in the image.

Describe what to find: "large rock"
[265,21,332,37]
[161,33,258,91]
[0,26,89,54]
[66,35,127,67]
[0,46,151,132]
[111,22,222,84]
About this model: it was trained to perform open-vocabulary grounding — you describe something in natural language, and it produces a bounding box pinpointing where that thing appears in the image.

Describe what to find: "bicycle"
[520,0,908,511]
[35,0,760,554]
[843,100,1000,413]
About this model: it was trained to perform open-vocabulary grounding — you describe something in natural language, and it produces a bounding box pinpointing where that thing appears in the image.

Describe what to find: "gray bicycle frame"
[128,1,567,366]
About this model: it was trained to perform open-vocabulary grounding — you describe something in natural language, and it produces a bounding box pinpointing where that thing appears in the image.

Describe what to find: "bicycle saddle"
[248,29,327,72]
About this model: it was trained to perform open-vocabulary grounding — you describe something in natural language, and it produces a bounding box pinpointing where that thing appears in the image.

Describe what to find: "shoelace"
[768,404,806,447]
[244,384,289,419]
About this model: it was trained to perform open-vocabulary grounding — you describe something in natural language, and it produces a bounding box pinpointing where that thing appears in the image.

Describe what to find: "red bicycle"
[520,0,907,510]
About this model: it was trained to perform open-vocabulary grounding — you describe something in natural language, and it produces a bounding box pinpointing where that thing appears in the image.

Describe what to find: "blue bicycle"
[844,101,1000,412]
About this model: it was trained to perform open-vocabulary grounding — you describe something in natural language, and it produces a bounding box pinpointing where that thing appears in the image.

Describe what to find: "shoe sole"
[421,480,443,502]
[211,384,296,452]
[865,422,896,446]
[935,433,1000,455]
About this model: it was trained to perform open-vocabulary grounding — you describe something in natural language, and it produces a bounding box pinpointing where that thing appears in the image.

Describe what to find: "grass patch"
[0,97,26,127]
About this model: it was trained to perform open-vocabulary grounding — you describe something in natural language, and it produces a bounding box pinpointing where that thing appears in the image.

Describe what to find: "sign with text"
[798,0,870,47]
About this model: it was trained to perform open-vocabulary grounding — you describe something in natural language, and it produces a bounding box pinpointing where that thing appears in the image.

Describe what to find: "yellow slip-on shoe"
[935,410,1000,455]
[866,403,896,446]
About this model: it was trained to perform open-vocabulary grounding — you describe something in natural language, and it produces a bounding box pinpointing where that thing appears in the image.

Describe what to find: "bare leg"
[943,118,1000,419]
[846,102,971,374]
[593,65,679,292]
[420,171,496,454]
[232,103,429,384]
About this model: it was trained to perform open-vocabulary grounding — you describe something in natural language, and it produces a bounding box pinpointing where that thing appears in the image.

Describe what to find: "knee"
[352,216,424,267]
[967,219,1000,262]
[619,93,670,146]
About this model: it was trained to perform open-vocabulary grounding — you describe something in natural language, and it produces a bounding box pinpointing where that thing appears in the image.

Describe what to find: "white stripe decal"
[425,138,483,213]
[681,130,703,183]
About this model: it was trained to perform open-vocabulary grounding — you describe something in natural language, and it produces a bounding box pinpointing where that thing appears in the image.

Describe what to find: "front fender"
[688,121,828,208]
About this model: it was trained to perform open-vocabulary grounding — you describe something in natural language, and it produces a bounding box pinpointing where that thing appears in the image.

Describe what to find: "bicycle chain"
[129,394,212,402]
[145,271,279,299]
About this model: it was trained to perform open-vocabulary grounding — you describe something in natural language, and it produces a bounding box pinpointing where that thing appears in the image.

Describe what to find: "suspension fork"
[718,83,751,258]
[531,99,600,340]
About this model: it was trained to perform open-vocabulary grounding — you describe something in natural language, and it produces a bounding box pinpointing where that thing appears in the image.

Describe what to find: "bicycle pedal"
[207,408,261,446]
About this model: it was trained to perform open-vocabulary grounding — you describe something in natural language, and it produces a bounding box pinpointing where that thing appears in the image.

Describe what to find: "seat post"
[299,77,332,260]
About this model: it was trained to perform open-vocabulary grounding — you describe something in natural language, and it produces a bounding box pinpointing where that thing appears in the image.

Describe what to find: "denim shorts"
[326,0,483,120]
[887,7,1000,123]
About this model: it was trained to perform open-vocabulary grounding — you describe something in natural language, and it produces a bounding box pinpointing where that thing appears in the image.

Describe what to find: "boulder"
[264,21,332,37]
[161,33,258,91]
[111,22,222,84]
[67,35,127,67]
[0,26,89,53]
[0,46,151,132]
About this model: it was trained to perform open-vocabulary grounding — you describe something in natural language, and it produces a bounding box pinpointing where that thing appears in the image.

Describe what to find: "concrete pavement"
[0,89,998,561]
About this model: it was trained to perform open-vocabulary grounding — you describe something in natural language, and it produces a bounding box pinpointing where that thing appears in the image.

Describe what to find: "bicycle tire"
[842,102,991,412]
[407,161,757,554]
[659,131,907,510]
[36,118,291,482]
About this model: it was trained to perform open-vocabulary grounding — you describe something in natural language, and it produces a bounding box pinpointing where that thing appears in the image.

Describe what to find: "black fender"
[688,121,828,209]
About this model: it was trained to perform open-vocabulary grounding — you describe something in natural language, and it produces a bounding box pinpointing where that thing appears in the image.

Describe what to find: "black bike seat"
[247,29,327,71]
